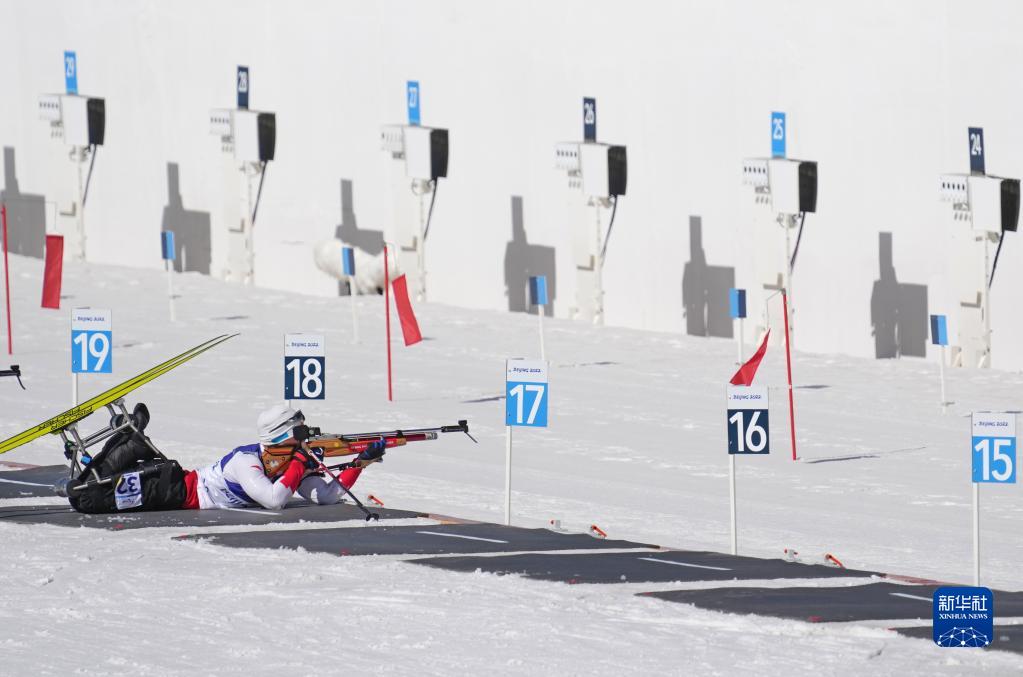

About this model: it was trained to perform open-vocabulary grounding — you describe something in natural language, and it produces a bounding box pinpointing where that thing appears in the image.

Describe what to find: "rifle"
[0,365,24,390]
[262,419,475,521]
[262,419,476,461]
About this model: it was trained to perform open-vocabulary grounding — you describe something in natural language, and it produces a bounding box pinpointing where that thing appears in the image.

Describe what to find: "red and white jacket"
[182,444,361,510]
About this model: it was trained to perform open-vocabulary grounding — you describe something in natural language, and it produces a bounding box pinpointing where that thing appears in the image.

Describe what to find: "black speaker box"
[608,145,627,196]
[257,113,276,162]
[430,129,448,179]
[87,98,105,146]
[798,161,817,213]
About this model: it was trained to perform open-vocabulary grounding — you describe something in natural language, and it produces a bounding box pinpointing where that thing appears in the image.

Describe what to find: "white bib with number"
[114,471,143,510]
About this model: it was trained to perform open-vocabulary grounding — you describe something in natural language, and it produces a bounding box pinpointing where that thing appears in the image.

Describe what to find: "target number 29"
[285,357,324,400]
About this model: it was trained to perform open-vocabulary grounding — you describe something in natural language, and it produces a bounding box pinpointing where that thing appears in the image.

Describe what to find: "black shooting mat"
[0,501,422,529]
[640,582,1023,623]
[178,523,656,557]
[896,624,1023,655]
[409,549,879,584]
[0,465,68,498]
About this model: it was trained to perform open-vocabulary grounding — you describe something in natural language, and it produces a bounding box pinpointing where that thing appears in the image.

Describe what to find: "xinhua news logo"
[933,587,993,648]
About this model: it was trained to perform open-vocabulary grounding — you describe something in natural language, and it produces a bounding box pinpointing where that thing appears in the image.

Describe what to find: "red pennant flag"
[391,274,422,346]
[41,235,64,309]
[730,329,770,386]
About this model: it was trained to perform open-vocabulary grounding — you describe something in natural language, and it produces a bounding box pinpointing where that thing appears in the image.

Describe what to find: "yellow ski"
[0,334,237,455]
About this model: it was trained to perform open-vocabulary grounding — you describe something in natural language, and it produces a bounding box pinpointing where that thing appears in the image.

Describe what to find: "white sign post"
[726,385,770,555]
[504,359,549,526]
[284,334,326,405]
[970,412,1017,585]
[71,308,112,405]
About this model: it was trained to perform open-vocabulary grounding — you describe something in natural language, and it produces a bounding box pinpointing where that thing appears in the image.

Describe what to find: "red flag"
[730,329,770,386]
[41,235,64,309]
[391,274,422,346]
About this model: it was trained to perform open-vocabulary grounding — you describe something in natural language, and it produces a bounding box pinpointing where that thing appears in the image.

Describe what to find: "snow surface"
[0,254,1021,675]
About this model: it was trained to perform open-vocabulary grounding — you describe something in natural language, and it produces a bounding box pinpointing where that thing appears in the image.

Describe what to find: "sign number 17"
[508,384,545,425]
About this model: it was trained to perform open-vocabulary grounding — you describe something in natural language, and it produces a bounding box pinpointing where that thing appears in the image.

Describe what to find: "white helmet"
[257,404,304,447]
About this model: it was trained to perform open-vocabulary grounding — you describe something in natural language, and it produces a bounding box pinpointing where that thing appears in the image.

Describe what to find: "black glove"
[357,438,387,463]
[292,447,323,470]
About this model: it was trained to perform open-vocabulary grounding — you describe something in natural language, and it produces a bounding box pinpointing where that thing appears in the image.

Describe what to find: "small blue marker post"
[406,81,421,126]
[529,275,548,360]
[771,112,786,159]
[237,66,250,110]
[162,231,176,322]
[64,51,78,95]
[730,288,747,362]
[342,246,358,343]
[583,98,597,142]
[968,127,985,176]
[931,314,949,408]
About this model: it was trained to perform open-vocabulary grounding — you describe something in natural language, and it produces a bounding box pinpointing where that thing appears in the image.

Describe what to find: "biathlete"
[65,404,384,514]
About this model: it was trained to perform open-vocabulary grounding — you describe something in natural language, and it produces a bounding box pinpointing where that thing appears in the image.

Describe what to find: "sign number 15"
[972,437,1015,483]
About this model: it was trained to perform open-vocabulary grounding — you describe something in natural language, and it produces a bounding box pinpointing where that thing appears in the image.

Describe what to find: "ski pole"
[301,440,379,521]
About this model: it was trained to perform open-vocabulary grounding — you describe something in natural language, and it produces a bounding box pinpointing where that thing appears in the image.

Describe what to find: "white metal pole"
[729,454,737,556]
[594,203,604,326]
[973,482,980,586]
[166,259,176,322]
[939,344,947,409]
[417,188,426,302]
[349,275,359,344]
[504,425,513,526]
[983,237,991,367]
[72,372,78,406]
[538,305,546,362]
[75,149,86,261]
[783,214,793,348]
[245,165,255,286]
[740,318,745,362]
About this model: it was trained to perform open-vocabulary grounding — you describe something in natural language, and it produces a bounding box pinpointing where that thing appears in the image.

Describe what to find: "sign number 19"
[72,332,110,372]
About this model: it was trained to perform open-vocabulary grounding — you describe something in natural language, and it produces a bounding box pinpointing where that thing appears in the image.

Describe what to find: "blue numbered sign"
[64,50,78,95]
[284,333,325,400]
[341,247,356,276]
[968,127,985,175]
[161,231,176,261]
[506,359,548,427]
[237,66,250,109]
[771,112,786,158]
[971,412,1016,483]
[729,289,747,319]
[71,308,112,374]
[406,81,421,126]
[727,385,769,454]
[529,275,548,307]
[583,97,597,142]
[930,314,948,346]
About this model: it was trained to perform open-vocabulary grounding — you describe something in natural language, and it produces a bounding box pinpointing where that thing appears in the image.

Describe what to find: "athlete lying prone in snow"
[64,404,384,514]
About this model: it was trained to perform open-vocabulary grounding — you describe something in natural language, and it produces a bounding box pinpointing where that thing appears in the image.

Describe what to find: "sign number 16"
[727,407,770,454]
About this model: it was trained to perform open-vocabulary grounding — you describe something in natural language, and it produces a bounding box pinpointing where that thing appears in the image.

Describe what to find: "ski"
[0,334,237,455]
